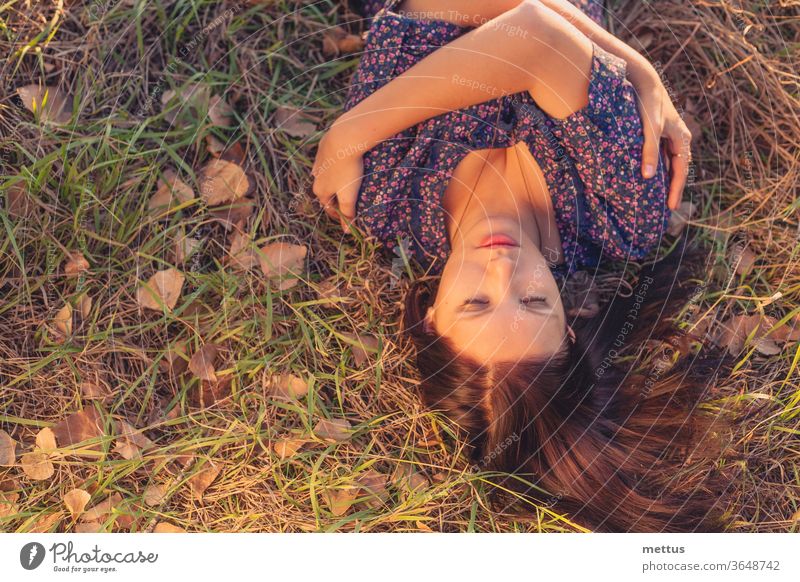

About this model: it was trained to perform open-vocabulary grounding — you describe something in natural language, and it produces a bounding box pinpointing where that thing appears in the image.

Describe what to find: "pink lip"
[477,234,519,249]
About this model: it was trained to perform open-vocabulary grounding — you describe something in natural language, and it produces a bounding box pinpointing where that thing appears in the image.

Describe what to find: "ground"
[0,0,799,532]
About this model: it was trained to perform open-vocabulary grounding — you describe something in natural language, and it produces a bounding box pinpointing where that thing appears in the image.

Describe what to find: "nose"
[487,253,515,286]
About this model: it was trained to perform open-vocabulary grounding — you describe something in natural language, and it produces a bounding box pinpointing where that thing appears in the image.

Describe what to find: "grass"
[0,0,799,532]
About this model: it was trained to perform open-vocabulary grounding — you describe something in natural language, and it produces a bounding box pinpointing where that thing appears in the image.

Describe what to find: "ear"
[423,307,436,335]
[566,324,576,345]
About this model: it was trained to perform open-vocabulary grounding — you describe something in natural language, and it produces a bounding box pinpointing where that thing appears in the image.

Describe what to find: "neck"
[444,146,547,252]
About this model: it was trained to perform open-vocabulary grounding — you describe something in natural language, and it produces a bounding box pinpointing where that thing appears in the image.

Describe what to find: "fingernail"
[644,164,656,179]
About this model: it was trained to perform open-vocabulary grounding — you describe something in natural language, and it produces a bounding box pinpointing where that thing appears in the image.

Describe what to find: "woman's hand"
[628,61,693,210]
[311,125,364,233]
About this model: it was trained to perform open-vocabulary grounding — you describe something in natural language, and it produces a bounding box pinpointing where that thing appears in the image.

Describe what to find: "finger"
[336,175,362,234]
[635,90,663,180]
[666,129,691,210]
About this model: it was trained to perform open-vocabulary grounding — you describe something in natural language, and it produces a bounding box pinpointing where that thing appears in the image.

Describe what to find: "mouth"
[477,234,519,249]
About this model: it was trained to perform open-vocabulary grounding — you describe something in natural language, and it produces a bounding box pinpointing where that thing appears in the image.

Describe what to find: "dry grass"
[0,0,798,532]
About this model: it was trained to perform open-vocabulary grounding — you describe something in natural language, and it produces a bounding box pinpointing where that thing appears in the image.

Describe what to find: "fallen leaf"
[80,381,111,401]
[52,407,104,448]
[74,522,102,533]
[52,303,73,337]
[273,438,306,460]
[357,470,389,508]
[148,176,194,214]
[321,27,365,57]
[175,232,202,265]
[314,418,352,443]
[136,268,185,312]
[273,373,309,400]
[63,488,91,519]
[208,95,234,127]
[226,231,259,271]
[187,460,221,500]
[205,134,226,156]
[200,159,249,206]
[258,242,307,290]
[64,252,89,277]
[208,197,255,231]
[35,427,57,452]
[161,83,211,124]
[0,430,16,466]
[17,84,72,124]
[274,107,317,138]
[81,493,123,522]
[730,242,757,276]
[77,293,92,319]
[0,492,20,518]
[6,181,33,219]
[154,521,186,533]
[143,484,167,507]
[316,278,350,307]
[323,487,359,516]
[116,420,155,450]
[21,452,55,480]
[113,440,141,460]
[713,314,785,356]
[342,332,379,367]
[393,464,428,492]
[27,512,62,532]
[189,344,219,383]
[194,374,233,408]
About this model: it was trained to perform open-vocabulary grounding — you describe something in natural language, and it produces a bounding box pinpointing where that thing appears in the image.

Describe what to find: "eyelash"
[461,296,546,307]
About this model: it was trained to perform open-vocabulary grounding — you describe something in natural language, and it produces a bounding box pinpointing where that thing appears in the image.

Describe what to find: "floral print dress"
[346,0,670,276]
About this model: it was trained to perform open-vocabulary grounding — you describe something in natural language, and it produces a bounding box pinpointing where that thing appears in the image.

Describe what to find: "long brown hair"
[403,240,732,532]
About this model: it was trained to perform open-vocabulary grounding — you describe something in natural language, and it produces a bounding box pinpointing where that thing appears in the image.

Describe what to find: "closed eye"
[520,296,547,309]
[460,297,490,312]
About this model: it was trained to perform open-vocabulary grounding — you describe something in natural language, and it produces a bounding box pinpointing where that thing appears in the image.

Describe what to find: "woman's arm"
[313,0,593,227]
[400,0,692,201]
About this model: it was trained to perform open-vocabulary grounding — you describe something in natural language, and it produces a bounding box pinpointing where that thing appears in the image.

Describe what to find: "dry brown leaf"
[17,84,72,124]
[149,176,194,214]
[6,181,33,219]
[273,373,309,400]
[226,231,259,271]
[273,438,306,460]
[27,512,63,532]
[322,27,365,57]
[35,427,57,452]
[314,418,352,443]
[258,242,307,290]
[53,303,73,337]
[0,430,16,466]
[323,487,359,516]
[189,344,219,383]
[713,314,785,356]
[113,440,141,460]
[143,484,167,507]
[0,492,20,519]
[154,521,186,533]
[187,460,222,500]
[52,407,104,449]
[80,381,111,401]
[357,470,389,508]
[77,293,92,319]
[136,268,185,312]
[200,159,249,206]
[116,420,155,450]
[161,83,210,124]
[730,242,757,276]
[81,493,123,522]
[208,197,255,231]
[342,332,379,367]
[63,488,91,519]
[208,95,234,127]
[274,107,317,138]
[64,252,89,277]
[21,452,55,481]
[74,522,102,533]
[393,464,428,492]
[175,232,202,265]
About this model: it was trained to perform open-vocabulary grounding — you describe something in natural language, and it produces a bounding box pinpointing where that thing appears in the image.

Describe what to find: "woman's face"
[427,216,568,363]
